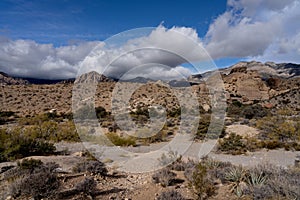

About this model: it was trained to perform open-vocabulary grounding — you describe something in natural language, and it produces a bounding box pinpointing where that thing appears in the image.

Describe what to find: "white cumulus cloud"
[205,0,300,63]
[1,0,300,79]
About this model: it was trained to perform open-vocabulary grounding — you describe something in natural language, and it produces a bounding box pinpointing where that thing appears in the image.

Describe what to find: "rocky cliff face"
[189,61,300,107]
[74,71,114,84]
[0,72,29,85]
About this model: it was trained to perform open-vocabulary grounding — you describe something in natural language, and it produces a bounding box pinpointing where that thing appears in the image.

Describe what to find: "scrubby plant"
[9,161,60,199]
[195,115,225,140]
[157,190,186,200]
[167,107,181,118]
[17,158,43,171]
[256,115,300,150]
[218,133,247,155]
[106,132,136,147]
[243,165,300,200]
[158,149,179,167]
[0,128,56,161]
[54,121,81,142]
[74,103,96,120]
[0,111,15,125]
[72,160,107,176]
[75,177,97,196]
[152,168,176,187]
[187,162,216,200]
[241,104,269,119]
[95,106,109,119]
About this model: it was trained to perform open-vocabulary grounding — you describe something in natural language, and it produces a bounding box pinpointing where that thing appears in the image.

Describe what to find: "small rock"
[5,196,13,200]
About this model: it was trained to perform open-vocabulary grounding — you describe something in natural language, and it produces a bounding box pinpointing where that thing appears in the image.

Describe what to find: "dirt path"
[55,141,300,169]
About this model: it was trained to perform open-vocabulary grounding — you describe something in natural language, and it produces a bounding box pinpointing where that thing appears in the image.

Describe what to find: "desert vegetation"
[1,63,300,199]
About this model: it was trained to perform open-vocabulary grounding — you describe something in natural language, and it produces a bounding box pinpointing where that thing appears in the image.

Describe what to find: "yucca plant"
[225,166,247,194]
[203,157,222,169]
[247,171,268,187]
[225,166,246,183]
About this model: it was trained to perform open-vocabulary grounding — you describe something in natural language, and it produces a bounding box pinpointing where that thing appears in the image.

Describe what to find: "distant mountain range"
[189,61,300,82]
[1,61,299,85]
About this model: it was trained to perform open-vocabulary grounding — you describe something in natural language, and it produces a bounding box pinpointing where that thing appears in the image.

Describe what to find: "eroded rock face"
[224,70,269,103]
[0,72,29,85]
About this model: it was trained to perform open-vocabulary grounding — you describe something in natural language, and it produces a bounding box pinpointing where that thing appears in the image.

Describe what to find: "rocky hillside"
[74,71,114,84]
[0,61,299,117]
[0,72,29,85]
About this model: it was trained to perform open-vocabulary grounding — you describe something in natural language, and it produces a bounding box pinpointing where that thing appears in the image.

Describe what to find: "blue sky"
[0,0,299,79]
[0,0,227,45]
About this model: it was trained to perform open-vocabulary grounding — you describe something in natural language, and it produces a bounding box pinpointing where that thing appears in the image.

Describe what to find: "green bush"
[0,128,56,161]
[241,104,269,119]
[106,132,136,147]
[17,158,43,170]
[227,101,269,120]
[194,115,225,140]
[256,115,300,150]
[19,121,80,142]
[188,162,216,199]
[218,133,247,155]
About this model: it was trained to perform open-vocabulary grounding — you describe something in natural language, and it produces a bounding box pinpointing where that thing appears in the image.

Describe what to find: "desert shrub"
[183,159,197,182]
[241,104,269,119]
[18,113,56,125]
[243,165,300,199]
[168,107,181,118]
[130,107,150,126]
[203,160,233,183]
[256,115,300,150]
[0,111,15,118]
[17,158,43,170]
[75,177,97,195]
[195,115,225,140]
[0,111,15,124]
[54,121,80,142]
[218,133,247,155]
[260,140,283,149]
[157,190,186,200]
[9,161,60,199]
[26,120,58,140]
[140,128,168,144]
[106,132,136,146]
[74,103,95,119]
[72,160,107,176]
[195,115,210,140]
[227,100,244,117]
[169,157,185,171]
[152,168,176,187]
[227,101,269,120]
[158,150,179,167]
[60,112,73,120]
[243,137,264,152]
[95,106,109,119]
[188,162,216,199]
[0,128,55,161]
[16,121,79,143]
